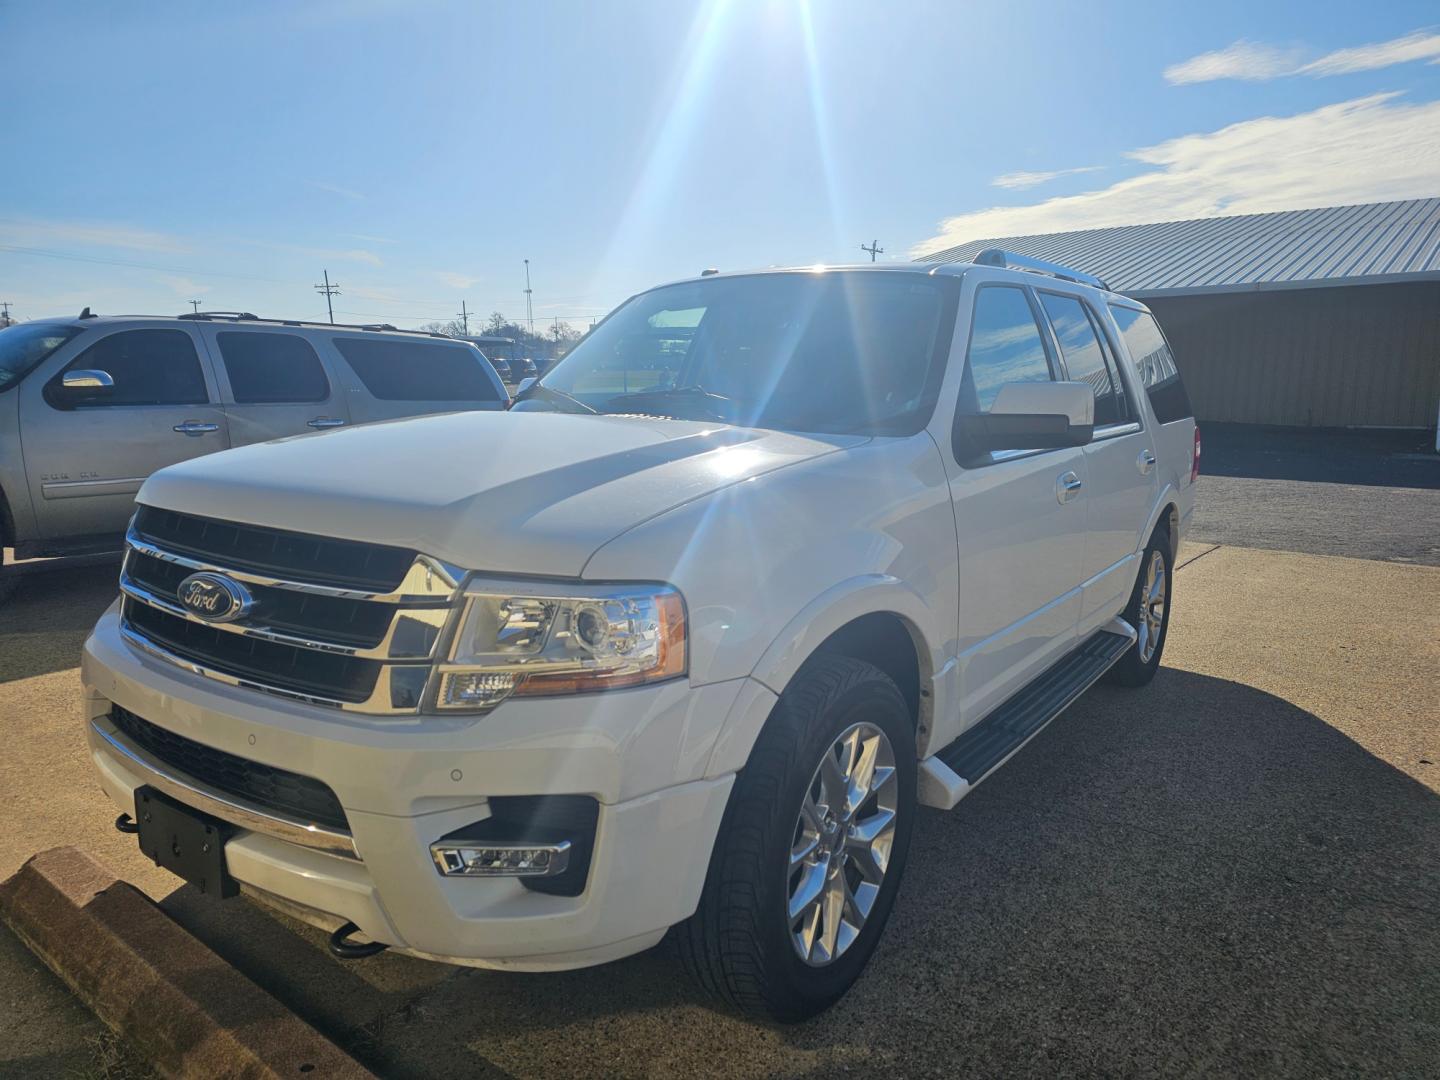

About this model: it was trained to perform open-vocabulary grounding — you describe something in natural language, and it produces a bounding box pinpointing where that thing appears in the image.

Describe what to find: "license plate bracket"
[134,786,238,898]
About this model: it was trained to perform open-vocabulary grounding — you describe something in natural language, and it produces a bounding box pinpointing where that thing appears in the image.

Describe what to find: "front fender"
[703,575,957,777]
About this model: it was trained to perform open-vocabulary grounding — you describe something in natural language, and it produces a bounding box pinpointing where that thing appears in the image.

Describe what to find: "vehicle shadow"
[0,561,120,683]
[161,667,1440,1078]
[1200,422,1439,489]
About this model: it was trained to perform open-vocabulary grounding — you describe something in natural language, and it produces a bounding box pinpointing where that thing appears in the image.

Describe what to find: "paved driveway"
[2,537,1437,1078]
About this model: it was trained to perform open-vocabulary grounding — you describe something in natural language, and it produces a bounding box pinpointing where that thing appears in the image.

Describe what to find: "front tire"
[677,655,916,1022]
[1108,528,1173,687]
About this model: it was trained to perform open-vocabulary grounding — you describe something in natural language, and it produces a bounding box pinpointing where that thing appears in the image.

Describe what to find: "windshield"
[0,323,82,392]
[529,272,957,435]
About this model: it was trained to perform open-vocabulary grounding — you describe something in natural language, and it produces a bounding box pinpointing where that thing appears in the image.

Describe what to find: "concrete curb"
[0,846,375,1079]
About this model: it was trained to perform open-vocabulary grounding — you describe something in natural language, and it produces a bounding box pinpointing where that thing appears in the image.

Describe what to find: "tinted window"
[1038,292,1125,426]
[536,272,955,436]
[1109,307,1193,424]
[59,329,207,406]
[0,322,82,392]
[332,339,501,402]
[960,286,1053,413]
[217,332,329,403]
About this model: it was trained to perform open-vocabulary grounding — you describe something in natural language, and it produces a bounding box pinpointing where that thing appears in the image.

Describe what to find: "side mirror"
[515,377,537,396]
[964,380,1094,454]
[61,369,115,391]
[48,368,115,410]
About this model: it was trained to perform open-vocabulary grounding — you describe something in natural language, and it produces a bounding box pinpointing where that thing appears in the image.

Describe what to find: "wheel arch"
[704,577,945,778]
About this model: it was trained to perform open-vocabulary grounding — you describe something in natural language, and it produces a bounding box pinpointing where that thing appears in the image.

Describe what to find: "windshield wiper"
[605,384,734,417]
[515,382,597,414]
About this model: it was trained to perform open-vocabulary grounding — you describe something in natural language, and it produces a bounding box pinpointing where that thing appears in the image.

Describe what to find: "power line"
[0,243,281,282]
[313,269,340,324]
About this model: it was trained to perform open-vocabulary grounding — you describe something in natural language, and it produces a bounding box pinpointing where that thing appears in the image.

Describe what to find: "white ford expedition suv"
[83,254,1198,1021]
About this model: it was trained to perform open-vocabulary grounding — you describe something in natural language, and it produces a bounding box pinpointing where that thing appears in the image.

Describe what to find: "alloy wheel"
[1136,549,1167,663]
[786,720,899,966]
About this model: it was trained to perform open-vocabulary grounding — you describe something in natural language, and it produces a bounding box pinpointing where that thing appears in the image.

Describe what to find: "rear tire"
[0,519,18,608]
[677,655,916,1022]
[1108,528,1172,687]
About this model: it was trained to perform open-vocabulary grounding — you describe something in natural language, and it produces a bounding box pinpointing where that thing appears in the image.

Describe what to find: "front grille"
[133,505,418,592]
[126,549,394,650]
[111,705,349,832]
[121,509,459,712]
[124,597,382,704]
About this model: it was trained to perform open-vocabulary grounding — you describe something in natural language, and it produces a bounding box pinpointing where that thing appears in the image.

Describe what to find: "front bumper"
[83,604,741,969]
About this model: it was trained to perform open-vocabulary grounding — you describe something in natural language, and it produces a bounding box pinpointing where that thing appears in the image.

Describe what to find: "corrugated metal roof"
[917,199,1440,296]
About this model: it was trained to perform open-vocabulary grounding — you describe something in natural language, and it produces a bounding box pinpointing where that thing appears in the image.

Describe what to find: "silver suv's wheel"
[788,721,898,966]
[677,655,916,1022]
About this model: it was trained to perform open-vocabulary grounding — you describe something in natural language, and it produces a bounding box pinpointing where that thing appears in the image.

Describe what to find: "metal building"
[919,199,1440,431]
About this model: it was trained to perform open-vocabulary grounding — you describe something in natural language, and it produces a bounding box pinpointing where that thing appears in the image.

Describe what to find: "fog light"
[430,840,571,877]
[442,671,518,709]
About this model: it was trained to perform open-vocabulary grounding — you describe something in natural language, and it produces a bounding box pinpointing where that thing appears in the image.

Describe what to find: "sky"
[2,0,1438,329]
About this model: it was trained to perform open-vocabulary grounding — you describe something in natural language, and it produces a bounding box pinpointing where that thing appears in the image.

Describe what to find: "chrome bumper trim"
[91,715,359,859]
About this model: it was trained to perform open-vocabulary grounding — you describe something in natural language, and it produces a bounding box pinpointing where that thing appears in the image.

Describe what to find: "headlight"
[436,580,686,711]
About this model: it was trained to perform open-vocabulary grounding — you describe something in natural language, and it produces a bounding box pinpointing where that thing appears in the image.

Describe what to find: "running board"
[918,622,1135,810]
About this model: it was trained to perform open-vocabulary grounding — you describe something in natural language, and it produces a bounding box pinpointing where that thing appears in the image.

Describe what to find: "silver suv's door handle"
[307,417,346,429]
[1057,471,1083,504]
[173,421,219,436]
[1138,450,1157,475]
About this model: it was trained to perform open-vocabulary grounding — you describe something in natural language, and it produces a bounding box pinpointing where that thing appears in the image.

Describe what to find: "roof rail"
[973,249,1110,291]
[177,311,259,321]
[167,311,451,338]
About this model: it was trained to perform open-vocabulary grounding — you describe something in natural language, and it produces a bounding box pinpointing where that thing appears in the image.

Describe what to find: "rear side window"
[57,329,208,406]
[1037,292,1128,426]
[216,332,329,404]
[332,338,501,402]
[960,286,1054,413]
[1108,307,1193,423]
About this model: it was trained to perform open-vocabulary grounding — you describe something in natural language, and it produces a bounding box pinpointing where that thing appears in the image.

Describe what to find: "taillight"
[1191,425,1202,482]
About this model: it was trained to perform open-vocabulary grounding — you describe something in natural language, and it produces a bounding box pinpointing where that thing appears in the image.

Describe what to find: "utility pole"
[0,301,11,327]
[457,301,469,335]
[314,270,340,324]
[523,259,534,344]
[552,316,561,343]
[861,240,884,262]
[188,299,202,314]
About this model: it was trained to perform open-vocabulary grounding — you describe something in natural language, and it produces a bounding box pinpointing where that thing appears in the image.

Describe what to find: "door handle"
[173,421,219,436]
[1056,471,1083,504]
[307,417,346,429]
[1138,450,1157,475]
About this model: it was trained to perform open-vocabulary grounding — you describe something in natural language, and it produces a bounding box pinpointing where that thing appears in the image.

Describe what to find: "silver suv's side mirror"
[61,369,115,390]
[515,377,537,396]
[962,380,1095,455]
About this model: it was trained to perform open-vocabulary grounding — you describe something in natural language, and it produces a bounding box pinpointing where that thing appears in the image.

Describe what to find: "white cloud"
[912,93,1440,256]
[436,271,481,290]
[0,217,190,254]
[992,166,1103,190]
[1166,28,1440,84]
[1164,40,1302,84]
[306,180,366,201]
[157,275,212,297]
[1299,29,1440,76]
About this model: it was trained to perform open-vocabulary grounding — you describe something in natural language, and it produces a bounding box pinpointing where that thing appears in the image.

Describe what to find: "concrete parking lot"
[2,429,1437,1078]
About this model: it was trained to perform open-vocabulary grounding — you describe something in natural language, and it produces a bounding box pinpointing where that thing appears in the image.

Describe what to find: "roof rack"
[171,311,450,338]
[973,249,1110,291]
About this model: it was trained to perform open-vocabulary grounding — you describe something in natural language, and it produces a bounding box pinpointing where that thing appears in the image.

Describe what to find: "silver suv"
[0,312,508,586]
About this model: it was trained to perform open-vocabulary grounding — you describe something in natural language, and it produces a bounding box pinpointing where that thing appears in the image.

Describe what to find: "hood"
[138,410,864,577]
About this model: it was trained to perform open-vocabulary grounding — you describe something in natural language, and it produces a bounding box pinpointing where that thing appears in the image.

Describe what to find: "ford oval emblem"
[176,572,253,623]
